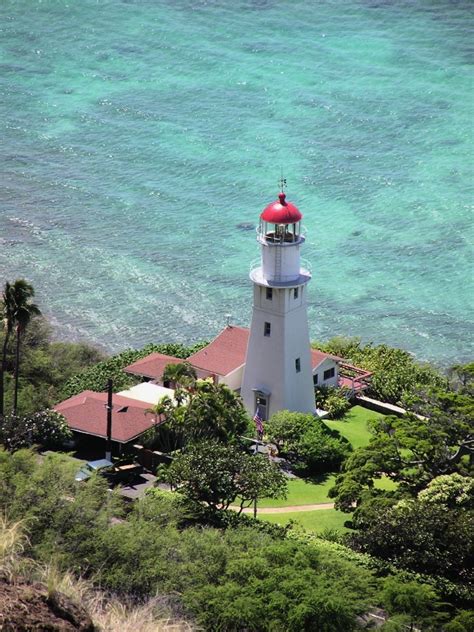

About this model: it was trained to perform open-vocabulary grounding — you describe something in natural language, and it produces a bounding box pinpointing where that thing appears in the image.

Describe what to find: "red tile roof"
[55,391,158,443]
[187,325,250,376]
[124,353,183,380]
[311,348,341,369]
[122,327,343,384]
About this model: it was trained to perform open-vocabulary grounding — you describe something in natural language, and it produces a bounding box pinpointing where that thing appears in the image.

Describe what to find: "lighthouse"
[241,190,316,420]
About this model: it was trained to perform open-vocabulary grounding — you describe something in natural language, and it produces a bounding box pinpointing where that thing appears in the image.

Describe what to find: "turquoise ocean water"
[1,0,472,366]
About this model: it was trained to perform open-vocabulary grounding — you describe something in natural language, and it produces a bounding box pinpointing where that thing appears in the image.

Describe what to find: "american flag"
[253,407,264,436]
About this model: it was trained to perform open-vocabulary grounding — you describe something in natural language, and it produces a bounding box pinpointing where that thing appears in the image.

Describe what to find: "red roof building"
[55,391,158,444]
[187,325,250,377]
[121,326,353,389]
[124,353,183,381]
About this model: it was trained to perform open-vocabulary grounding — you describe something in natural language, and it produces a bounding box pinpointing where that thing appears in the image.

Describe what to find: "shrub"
[60,341,207,399]
[315,386,351,419]
[0,410,72,451]
[266,410,351,475]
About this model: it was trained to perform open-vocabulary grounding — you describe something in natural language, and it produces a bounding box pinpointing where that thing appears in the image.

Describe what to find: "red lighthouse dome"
[260,192,302,224]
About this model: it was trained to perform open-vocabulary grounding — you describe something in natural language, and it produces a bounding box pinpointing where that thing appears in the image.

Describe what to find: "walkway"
[233,502,334,514]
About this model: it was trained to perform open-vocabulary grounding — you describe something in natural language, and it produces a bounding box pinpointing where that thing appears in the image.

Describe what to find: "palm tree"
[9,280,41,415]
[0,282,16,417]
[162,362,197,389]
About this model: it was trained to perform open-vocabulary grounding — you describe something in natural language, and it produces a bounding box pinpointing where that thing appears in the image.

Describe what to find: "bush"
[315,386,351,419]
[266,410,351,475]
[60,341,207,399]
[313,337,443,404]
[0,410,72,451]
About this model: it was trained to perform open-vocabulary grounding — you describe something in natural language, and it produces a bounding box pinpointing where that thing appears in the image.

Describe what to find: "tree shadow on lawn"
[297,472,336,487]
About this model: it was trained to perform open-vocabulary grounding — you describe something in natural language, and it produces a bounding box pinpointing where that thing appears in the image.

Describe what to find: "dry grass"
[0,515,38,582]
[0,516,196,631]
[52,571,196,632]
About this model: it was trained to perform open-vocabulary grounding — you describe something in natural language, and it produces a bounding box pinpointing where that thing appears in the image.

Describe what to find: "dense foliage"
[329,371,474,597]
[0,409,72,451]
[1,448,471,630]
[349,496,474,585]
[0,314,104,415]
[60,341,207,399]
[162,440,287,513]
[266,410,351,475]
[331,390,473,511]
[146,377,252,452]
[314,385,351,419]
[313,336,443,404]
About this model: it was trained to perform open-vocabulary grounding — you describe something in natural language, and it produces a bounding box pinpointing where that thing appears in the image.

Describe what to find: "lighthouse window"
[264,322,271,337]
[266,287,273,300]
[323,367,335,380]
[294,287,299,299]
[295,358,301,373]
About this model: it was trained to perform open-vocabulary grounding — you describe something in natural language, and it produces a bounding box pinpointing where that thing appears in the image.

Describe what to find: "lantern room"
[258,192,303,245]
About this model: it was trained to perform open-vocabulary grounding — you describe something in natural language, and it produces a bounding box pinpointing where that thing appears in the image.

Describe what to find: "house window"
[313,374,318,385]
[266,287,273,300]
[323,367,335,381]
[295,358,301,373]
[264,322,271,337]
[294,287,299,299]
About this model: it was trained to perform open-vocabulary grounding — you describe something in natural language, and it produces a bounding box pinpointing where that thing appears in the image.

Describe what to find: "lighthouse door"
[255,394,268,421]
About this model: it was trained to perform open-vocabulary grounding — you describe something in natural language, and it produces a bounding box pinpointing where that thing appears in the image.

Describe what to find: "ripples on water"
[0,0,472,366]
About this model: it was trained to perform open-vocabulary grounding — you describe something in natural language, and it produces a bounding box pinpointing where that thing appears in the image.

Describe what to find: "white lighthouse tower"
[241,189,316,420]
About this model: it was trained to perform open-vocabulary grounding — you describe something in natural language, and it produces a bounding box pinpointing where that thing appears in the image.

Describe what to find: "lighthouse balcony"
[249,258,312,287]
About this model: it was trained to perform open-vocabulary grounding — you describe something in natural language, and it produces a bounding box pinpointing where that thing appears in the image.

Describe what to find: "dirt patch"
[0,578,95,631]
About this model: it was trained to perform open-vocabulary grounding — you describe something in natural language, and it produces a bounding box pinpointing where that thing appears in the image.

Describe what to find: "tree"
[0,282,17,418]
[266,410,351,475]
[314,385,350,419]
[418,473,474,509]
[313,337,443,404]
[0,410,72,452]
[6,280,42,415]
[165,379,251,444]
[348,499,474,584]
[162,441,287,513]
[381,578,443,632]
[330,404,474,511]
[162,361,197,388]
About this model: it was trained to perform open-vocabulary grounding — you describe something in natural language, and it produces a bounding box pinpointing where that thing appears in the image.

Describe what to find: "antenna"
[278,168,287,192]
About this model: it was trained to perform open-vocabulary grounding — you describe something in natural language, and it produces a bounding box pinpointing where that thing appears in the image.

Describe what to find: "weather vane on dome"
[278,169,287,193]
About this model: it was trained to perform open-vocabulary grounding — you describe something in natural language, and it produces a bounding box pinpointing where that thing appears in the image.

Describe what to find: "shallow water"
[1,0,472,366]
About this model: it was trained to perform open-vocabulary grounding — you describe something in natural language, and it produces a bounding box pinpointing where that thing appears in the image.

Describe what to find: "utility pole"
[105,378,113,461]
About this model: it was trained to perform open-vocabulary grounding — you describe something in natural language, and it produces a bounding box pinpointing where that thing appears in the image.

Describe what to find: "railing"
[256,224,308,239]
[249,258,312,281]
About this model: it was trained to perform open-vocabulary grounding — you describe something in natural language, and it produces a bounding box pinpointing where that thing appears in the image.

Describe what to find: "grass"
[257,475,336,508]
[256,405,392,531]
[259,508,351,534]
[374,476,398,491]
[324,405,384,449]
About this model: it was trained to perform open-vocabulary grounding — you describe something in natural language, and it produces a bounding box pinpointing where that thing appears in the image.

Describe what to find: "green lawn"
[257,475,336,508]
[374,476,398,491]
[260,508,351,533]
[324,405,384,449]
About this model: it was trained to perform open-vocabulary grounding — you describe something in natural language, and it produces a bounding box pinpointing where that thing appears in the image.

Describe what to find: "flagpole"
[252,406,264,519]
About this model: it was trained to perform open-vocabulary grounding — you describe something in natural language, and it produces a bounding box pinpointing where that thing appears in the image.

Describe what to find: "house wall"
[313,358,339,388]
[220,364,245,391]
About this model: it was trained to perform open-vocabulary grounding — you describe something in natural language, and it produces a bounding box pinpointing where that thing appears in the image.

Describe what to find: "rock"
[0,579,96,631]
[236,222,255,231]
